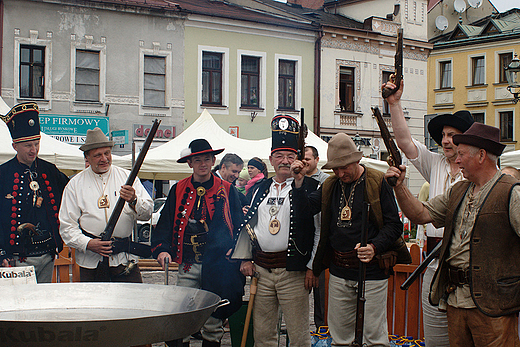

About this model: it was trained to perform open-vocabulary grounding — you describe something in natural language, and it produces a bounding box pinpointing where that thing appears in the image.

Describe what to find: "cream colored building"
[428,9,520,154]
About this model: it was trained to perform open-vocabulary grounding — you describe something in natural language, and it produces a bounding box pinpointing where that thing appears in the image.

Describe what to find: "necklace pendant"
[341,205,352,221]
[98,195,110,209]
[269,218,281,235]
[29,181,39,192]
[269,205,279,217]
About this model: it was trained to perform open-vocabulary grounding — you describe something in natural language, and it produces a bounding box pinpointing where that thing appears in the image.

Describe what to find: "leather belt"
[332,249,376,269]
[426,236,442,257]
[254,250,287,269]
[81,230,151,258]
[448,265,470,286]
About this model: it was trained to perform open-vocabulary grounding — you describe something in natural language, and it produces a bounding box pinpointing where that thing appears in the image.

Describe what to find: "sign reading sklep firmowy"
[39,115,110,144]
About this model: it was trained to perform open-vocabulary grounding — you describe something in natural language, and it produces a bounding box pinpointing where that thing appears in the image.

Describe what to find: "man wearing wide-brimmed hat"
[152,139,245,347]
[292,133,403,346]
[59,128,152,283]
[387,123,520,346]
[384,80,474,346]
[0,102,69,283]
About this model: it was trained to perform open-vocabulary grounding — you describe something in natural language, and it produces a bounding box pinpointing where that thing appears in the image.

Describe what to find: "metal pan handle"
[217,299,230,309]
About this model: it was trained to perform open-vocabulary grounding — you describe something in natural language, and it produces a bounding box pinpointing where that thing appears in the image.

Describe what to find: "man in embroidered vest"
[151,139,245,347]
[387,122,520,347]
[0,102,69,283]
[292,133,403,346]
[384,80,474,347]
[59,128,153,283]
[232,115,318,347]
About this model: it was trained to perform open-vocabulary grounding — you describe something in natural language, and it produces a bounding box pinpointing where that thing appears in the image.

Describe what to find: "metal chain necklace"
[268,182,288,235]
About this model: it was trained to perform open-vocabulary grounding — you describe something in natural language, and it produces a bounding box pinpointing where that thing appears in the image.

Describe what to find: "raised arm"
[385,165,433,225]
[384,80,418,160]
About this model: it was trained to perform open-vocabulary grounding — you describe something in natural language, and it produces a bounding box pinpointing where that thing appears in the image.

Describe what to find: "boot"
[202,339,221,347]
[165,339,189,347]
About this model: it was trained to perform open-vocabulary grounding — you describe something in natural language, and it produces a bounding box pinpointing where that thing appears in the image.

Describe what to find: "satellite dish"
[468,0,482,8]
[435,15,449,31]
[454,0,467,13]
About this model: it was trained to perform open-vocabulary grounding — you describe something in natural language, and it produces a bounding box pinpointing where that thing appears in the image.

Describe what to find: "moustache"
[278,164,291,169]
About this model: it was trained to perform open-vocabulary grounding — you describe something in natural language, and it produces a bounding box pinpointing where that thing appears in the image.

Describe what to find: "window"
[499,53,513,83]
[75,50,100,102]
[241,56,260,108]
[382,71,392,115]
[472,112,485,124]
[440,61,452,89]
[20,45,44,98]
[278,60,295,110]
[472,56,485,85]
[144,55,165,107]
[202,52,222,105]
[339,67,354,112]
[500,111,513,142]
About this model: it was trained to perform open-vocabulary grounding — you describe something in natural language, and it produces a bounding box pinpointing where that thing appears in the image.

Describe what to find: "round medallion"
[278,118,289,130]
[29,181,39,192]
[196,186,206,197]
[269,218,281,235]
[28,119,35,126]
[269,205,279,217]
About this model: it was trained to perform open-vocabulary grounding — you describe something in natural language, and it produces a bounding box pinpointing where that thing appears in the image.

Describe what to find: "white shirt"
[409,138,465,239]
[254,178,293,252]
[59,166,153,268]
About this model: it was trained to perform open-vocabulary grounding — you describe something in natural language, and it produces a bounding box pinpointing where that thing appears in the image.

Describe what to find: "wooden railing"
[387,244,424,339]
[52,246,80,283]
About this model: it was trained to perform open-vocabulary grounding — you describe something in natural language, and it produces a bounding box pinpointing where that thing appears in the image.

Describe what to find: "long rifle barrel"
[400,241,442,290]
[101,119,161,241]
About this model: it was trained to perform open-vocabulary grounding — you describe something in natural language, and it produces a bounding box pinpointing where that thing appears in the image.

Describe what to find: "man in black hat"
[59,128,153,283]
[152,139,245,347]
[0,102,69,283]
[384,80,474,346]
[387,123,520,346]
[232,115,318,347]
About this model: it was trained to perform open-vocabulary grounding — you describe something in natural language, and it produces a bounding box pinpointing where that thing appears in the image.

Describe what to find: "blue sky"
[492,0,518,12]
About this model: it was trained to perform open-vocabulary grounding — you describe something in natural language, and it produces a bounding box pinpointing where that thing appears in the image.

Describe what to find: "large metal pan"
[0,282,226,347]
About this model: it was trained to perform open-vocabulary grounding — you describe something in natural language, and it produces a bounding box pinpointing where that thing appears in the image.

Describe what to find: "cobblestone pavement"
[141,270,316,347]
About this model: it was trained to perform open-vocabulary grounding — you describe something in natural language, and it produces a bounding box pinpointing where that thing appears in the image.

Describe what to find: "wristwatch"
[128,197,137,208]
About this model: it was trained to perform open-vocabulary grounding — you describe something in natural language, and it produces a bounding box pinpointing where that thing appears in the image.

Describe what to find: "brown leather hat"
[79,127,114,152]
[322,133,363,169]
[452,122,506,156]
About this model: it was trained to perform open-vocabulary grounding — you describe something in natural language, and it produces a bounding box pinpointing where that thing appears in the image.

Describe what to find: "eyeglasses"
[272,153,296,161]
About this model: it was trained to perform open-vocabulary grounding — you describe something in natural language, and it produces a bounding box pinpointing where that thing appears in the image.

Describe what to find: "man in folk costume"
[384,80,474,346]
[151,139,245,347]
[292,133,403,346]
[0,102,68,283]
[59,128,153,282]
[387,123,520,346]
[232,115,318,347]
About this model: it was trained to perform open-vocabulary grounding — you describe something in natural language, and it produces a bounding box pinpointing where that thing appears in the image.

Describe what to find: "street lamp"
[353,133,363,151]
[505,54,520,104]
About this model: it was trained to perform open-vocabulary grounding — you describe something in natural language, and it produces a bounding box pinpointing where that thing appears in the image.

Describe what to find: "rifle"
[352,202,370,347]
[400,240,442,290]
[294,108,307,174]
[382,27,403,99]
[371,106,401,186]
[95,119,161,280]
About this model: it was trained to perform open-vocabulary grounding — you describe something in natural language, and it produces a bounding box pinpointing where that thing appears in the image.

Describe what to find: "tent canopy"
[500,150,520,169]
[128,109,388,180]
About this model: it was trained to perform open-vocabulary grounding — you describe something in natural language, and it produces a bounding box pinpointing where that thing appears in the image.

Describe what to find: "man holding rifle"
[383,80,473,346]
[152,139,245,347]
[386,122,520,346]
[292,133,402,346]
[59,128,153,282]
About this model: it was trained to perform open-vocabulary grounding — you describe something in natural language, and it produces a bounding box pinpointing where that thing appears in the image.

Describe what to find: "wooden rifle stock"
[401,240,442,290]
[352,202,370,347]
[371,106,401,186]
[101,119,161,241]
[382,28,403,99]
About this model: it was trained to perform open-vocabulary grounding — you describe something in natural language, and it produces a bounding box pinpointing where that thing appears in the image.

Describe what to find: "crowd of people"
[1,85,520,347]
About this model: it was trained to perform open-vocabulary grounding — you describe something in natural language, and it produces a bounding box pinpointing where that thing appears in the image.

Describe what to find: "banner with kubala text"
[0,266,37,285]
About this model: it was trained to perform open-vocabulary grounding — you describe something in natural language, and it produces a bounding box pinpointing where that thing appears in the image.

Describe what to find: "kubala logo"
[0,326,106,343]
[0,269,34,278]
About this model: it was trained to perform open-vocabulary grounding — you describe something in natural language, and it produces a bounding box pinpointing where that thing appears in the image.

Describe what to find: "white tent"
[127,109,388,180]
[500,150,520,169]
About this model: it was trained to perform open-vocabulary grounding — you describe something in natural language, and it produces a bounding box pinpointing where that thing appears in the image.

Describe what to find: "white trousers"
[253,266,310,347]
[422,264,449,347]
[328,274,389,346]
